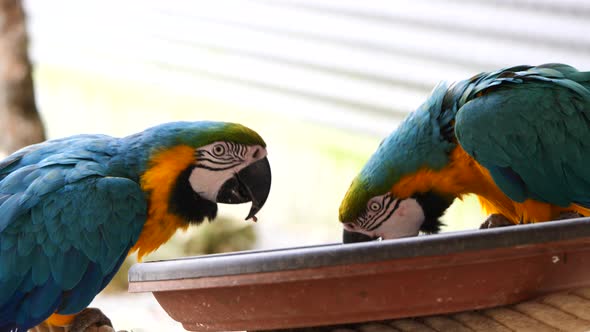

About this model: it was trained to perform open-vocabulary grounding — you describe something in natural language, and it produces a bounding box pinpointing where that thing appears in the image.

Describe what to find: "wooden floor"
[267,288,590,332]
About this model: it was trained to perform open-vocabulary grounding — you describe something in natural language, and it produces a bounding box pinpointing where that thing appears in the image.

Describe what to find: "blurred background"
[1,0,589,330]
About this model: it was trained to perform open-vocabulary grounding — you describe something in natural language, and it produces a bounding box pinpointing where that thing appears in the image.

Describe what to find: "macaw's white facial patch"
[375,198,425,239]
[345,193,425,240]
[189,141,267,201]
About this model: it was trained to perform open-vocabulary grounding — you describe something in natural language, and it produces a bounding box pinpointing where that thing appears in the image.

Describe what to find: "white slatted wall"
[23,0,590,136]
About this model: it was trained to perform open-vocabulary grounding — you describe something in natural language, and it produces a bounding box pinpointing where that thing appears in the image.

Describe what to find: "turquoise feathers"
[1,133,145,330]
[455,64,590,207]
[0,121,269,331]
[339,82,455,223]
[340,63,590,240]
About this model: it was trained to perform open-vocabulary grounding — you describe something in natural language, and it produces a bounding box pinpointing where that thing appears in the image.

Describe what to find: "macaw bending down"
[0,121,271,332]
[340,63,590,242]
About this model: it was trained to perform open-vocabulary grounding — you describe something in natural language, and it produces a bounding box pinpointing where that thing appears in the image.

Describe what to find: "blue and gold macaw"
[340,64,590,242]
[0,121,271,331]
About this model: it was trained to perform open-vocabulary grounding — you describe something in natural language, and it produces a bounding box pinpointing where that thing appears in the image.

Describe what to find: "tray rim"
[128,217,590,283]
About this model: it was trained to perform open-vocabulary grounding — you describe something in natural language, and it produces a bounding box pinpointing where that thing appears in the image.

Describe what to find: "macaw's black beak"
[342,229,378,243]
[216,156,272,220]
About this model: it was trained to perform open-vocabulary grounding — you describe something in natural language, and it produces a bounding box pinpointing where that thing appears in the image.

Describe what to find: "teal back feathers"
[454,64,590,206]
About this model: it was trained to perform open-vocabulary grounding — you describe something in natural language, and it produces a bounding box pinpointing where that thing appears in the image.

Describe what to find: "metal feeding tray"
[128,218,590,331]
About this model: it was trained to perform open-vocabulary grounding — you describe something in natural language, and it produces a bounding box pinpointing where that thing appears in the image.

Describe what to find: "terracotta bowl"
[128,218,590,331]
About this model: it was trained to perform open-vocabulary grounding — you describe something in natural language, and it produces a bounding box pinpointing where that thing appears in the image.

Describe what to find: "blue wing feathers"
[488,165,527,202]
[0,235,14,251]
[0,247,18,278]
[17,232,35,257]
[455,64,590,208]
[27,278,61,319]
[82,231,101,261]
[0,194,25,233]
[0,135,147,330]
[1,166,37,193]
[31,248,51,286]
[58,262,103,315]
[52,248,89,291]
[26,168,66,198]
[0,278,20,309]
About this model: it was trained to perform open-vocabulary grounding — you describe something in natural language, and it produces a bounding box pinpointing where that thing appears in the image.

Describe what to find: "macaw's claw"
[557,211,585,220]
[480,213,514,229]
[69,308,114,332]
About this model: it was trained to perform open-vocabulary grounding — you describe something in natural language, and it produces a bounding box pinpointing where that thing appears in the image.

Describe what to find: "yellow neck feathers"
[131,145,195,260]
[391,146,590,223]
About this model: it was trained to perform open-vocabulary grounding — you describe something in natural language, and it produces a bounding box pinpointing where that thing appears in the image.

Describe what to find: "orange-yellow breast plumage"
[131,145,195,260]
[391,146,590,223]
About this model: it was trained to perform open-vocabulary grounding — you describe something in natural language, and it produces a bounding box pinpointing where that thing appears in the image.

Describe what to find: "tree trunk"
[0,0,45,157]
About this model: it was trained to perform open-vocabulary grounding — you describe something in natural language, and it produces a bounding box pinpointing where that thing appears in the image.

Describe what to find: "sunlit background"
[19,0,590,330]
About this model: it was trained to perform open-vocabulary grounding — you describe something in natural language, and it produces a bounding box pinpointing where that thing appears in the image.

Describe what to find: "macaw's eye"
[212,144,226,156]
[369,202,381,211]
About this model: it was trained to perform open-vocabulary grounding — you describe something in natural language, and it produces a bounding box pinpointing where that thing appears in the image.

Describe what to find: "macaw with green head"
[340,63,590,242]
[0,121,271,331]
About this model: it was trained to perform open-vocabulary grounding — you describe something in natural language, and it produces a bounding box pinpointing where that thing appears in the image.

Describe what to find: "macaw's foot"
[557,211,585,220]
[69,308,119,332]
[480,213,514,229]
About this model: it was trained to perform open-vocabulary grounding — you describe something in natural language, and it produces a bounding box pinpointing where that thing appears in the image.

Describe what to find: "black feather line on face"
[412,192,454,234]
[366,198,401,232]
[169,166,217,225]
